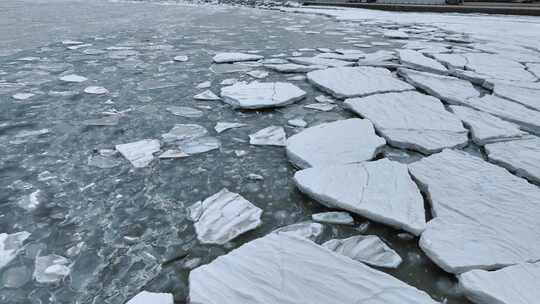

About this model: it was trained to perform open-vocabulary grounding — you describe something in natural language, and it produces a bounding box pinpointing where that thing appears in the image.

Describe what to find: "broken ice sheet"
[214,122,247,134]
[323,235,402,268]
[161,124,207,142]
[212,52,263,63]
[304,103,336,112]
[166,106,203,118]
[249,126,286,146]
[273,221,324,241]
[126,291,173,304]
[33,254,71,283]
[220,82,306,109]
[59,74,87,83]
[0,232,31,270]
[177,136,221,155]
[187,188,262,245]
[193,90,220,101]
[115,139,160,168]
[84,86,108,94]
[312,211,353,225]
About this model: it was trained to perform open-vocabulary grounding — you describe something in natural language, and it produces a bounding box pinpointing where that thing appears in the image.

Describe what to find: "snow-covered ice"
[59,74,87,83]
[409,149,540,273]
[286,118,385,169]
[492,82,540,111]
[485,136,540,183]
[193,90,220,101]
[264,63,325,73]
[187,188,262,245]
[294,159,425,235]
[249,126,286,146]
[126,291,174,304]
[304,103,335,112]
[397,50,448,74]
[323,235,402,268]
[220,82,306,109]
[449,105,526,145]
[307,67,413,99]
[383,30,409,39]
[274,221,324,241]
[12,92,35,100]
[212,52,263,63]
[312,211,354,225]
[189,233,439,304]
[289,56,354,67]
[115,139,160,168]
[173,55,189,62]
[345,91,468,154]
[84,86,108,94]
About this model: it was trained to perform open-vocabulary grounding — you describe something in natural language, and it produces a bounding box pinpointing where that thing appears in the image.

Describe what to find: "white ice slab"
[274,221,324,241]
[357,50,398,67]
[0,231,31,270]
[492,82,540,111]
[485,136,540,183]
[307,67,413,99]
[193,90,220,101]
[383,30,409,39]
[312,211,354,225]
[249,126,286,146]
[460,53,536,83]
[449,105,526,145]
[397,50,448,74]
[247,70,269,79]
[59,74,87,83]
[286,118,385,169]
[323,235,402,268]
[187,188,262,245]
[429,53,467,70]
[173,55,188,62]
[115,139,160,168]
[84,86,108,94]
[214,122,247,133]
[289,56,354,67]
[177,137,221,155]
[398,68,479,105]
[459,262,540,304]
[126,291,174,304]
[463,94,540,135]
[345,91,468,154]
[212,52,263,63]
[409,149,540,273]
[294,159,425,235]
[264,63,325,73]
[12,93,35,100]
[189,233,439,304]
[220,82,306,109]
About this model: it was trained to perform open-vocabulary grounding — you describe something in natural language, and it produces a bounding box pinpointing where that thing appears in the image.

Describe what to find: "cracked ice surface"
[409,149,540,273]
[345,91,468,154]
[307,67,414,99]
[485,136,540,184]
[286,119,385,168]
[294,159,426,235]
[189,233,440,304]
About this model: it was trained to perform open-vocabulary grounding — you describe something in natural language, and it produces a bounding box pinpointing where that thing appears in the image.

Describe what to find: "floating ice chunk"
[398,68,479,105]
[126,291,174,304]
[485,137,540,183]
[323,235,402,268]
[449,105,526,145]
[213,52,263,63]
[289,56,354,67]
[273,221,324,241]
[166,106,203,118]
[345,92,468,154]
[304,103,335,111]
[178,136,220,155]
[221,82,306,109]
[260,58,288,65]
[463,95,540,135]
[357,50,398,67]
[62,40,83,45]
[115,139,160,168]
[249,126,286,146]
[161,124,207,142]
[264,63,325,73]
[173,55,188,62]
[409,149,540,273]
[286,119,385,169]
[189,233,440,304]
[188,189,262,245]
[383,30,409,39]
[288,118,307,128]
[193,90,220,101]
[12,93,35,100]
[459,262,540,304]
[59,74,87,83]
[314,95,335,103]
[461,53,536,83]
[397,50,448,74]
[246,173,264,181]
[34,254,70,283]
[17,190,43,211]
[295,159,425,235]
[247,70,269,79]
[214,122,247,133]
[67,43,91,50]
[312,212,353,225]
[15,128,50,138]
[83,86,108,94]
[158,149,189,159]
[220,78,237,86]
[492,82,540,111]
[307,67,413,99]
[0,232,31,270]
[196,81,211,89]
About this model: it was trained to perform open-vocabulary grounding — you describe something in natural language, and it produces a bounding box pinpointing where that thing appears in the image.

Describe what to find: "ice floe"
[295,159,425,235]
[460,53,536,83]
[249,126,286,146]
[59,74,87,83]
[345,91,468,154]
[158,149,189,159]
[166,106,203,118]
[12,93,35,100]
[304,103,335,112]
[459,262,540,304]
[398,68,479,105]
[485,136,540,183]
[397,50,448,74]
[287,118,307,128]
[214,122,247,133]
[220,82,306,109]
[449,105,526,145]
[161,124,207,142]
[383,30,409,39]
[177,136,221,155]
[289,56,354,68]
[492,82,540,111]
[307,67,413,99]
[173,55,189,62]
[126,291,174,304]
[0,232,31,270]
[212,52,263,63]
[323,235,402,268]
[274,221,324,241]
[187,188,262,245]
[286,118,385,169]
[189,233,439,304]
[115,139,160,168]
[264,63,325,73]
[83,86,108,94]
[312,211,353,225]
[193,90,220,101]
[409,149,540,273]
[33,254,70,283]
[247,70,269,79]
